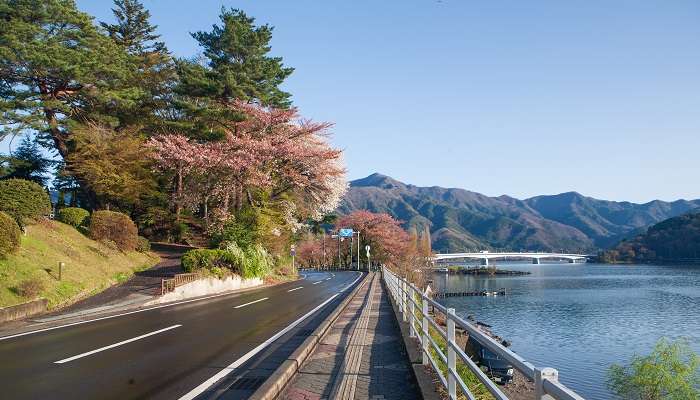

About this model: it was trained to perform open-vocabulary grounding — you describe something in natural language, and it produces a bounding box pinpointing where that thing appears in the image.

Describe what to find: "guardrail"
[160,273,199,295]
[382,267,585,400]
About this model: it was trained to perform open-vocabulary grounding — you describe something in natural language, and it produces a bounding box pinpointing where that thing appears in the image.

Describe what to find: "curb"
[250,271,372,400]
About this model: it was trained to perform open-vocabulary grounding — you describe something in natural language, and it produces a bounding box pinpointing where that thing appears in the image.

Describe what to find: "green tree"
[172,8,294,138]
[67,123,156,210]
[0,0,138,155]
[607,338,700,400]
[0,136,54,185]
[99,0,175,129]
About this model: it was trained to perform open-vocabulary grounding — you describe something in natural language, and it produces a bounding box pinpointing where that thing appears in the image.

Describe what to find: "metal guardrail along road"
[382,267,585,400]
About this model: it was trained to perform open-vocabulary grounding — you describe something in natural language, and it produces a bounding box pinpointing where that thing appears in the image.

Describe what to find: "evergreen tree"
[173,8,294,138]
[100,0,175,129]
[0,136,53,186]
[0,0,138,156]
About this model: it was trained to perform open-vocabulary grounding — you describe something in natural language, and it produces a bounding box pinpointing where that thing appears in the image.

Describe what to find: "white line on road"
[178,293,341,400]
[234,297,268,309]
[54,325,181,364]
[287,287,303,292]
[312,280,323,285]
[326,278,331,281]
[340,272,363,292]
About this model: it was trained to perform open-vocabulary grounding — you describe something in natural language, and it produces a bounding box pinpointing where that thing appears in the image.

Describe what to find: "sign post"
[365,245,371,271]
[290,244,296,273]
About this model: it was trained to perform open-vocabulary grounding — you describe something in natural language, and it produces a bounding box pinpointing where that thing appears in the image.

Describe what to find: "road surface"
[0,271,362,399]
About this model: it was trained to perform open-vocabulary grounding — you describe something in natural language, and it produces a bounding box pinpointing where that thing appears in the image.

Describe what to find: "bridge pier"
[568,258,576,264]
[480,258,489,266]
[532,258,541,265]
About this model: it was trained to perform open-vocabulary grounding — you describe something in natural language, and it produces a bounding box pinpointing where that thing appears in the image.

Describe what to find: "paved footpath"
[281,272,421,400]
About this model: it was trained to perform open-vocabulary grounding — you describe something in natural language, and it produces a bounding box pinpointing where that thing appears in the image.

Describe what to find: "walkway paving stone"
[281,272,420,400]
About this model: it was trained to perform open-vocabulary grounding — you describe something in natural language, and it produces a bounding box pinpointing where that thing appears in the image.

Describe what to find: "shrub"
[222,241,272,279]
[136,236,151,253]
[89,210,139,251]
[57,207,90,228]
[181,249,241,275]
[0,211,21,258]
[0,179,51,225]
[16,278,44,298]
[608,338,700,400]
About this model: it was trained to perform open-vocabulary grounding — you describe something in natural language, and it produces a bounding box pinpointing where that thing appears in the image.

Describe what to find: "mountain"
[338,173,700,253]
[602,212,700,263]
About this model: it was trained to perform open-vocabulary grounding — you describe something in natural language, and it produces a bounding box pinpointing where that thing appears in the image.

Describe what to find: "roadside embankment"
[0,220,159,311]
[148,275,264,304]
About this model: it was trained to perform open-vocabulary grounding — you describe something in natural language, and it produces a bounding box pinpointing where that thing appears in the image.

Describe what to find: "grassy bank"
[0,220,159,309]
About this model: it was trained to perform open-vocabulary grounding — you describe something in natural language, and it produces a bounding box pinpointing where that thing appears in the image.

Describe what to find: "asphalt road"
[0,271,363,400]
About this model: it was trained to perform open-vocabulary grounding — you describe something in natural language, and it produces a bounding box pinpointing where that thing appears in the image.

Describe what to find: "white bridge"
[434,251,590,265]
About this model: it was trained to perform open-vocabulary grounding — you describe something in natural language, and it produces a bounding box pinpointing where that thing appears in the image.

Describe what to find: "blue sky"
[5,1,699,202]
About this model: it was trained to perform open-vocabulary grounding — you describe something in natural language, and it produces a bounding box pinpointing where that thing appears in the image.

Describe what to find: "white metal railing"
[382,267,585,400]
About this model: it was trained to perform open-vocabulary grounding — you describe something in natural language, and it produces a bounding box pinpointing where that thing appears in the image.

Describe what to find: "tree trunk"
[175,166,183,221]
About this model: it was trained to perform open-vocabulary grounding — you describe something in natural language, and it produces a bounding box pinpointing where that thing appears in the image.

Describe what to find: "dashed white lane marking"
[313,281,323,285]
[287,287,303,292]
[234,297,269,309]
[54,325,181,364]
[178,293,341,400]
[326,278,331,281]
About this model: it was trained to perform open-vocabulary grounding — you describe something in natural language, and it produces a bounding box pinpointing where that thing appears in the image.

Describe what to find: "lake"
[432,262,700,399]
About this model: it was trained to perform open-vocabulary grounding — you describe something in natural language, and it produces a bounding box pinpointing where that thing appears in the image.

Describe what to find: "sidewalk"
[281,272,420,400]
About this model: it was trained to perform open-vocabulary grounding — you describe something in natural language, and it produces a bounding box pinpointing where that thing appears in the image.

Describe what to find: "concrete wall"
[0,298,48,324]
[148,275,264,304]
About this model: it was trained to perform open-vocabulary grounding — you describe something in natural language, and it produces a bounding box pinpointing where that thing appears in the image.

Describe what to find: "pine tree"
[0,136,54,186]
[173,8,294,138]
[0,0,138,156]
[100,0,175,128]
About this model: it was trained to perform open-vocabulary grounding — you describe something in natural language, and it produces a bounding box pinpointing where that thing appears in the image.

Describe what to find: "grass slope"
[0,220,159,309]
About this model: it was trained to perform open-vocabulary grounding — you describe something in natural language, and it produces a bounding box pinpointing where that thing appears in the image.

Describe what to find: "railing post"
[421,294,429,366]
[402,278,408,322]
[409,284,416,337]
[161,278,164,296]
[535,367,558,399]
[447,308,457,400]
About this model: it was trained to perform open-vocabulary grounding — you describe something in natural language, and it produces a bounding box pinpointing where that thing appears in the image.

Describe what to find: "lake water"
[432,263,700,400]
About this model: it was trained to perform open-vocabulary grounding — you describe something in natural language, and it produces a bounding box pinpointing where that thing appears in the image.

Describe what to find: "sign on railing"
[381,267,585,400]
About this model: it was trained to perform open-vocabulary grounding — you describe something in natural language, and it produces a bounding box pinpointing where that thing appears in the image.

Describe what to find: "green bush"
[0,211,21,258]
[89,210,139,251]
[181,249,241,274]
[57,207,90,228]
[0,179,51,225]
[222,241,273,279]
[136,236,151,253]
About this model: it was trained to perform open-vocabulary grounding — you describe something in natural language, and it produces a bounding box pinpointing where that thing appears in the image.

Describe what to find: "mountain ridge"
[338,173,700,252]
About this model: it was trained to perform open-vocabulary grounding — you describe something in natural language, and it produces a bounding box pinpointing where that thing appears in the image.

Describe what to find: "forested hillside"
[339,173,700,253]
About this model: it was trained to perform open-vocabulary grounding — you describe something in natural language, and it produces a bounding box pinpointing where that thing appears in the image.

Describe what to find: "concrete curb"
[383,278,441,400]
[250,271,371,400]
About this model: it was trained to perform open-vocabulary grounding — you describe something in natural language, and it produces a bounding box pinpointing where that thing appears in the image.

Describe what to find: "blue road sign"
[338,228,354,237]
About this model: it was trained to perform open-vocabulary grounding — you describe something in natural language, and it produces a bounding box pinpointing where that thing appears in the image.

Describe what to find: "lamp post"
[332,234,340,269]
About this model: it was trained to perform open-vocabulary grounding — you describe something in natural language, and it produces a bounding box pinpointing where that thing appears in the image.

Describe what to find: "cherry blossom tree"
[335,211,410,268]
[146,100,346,234]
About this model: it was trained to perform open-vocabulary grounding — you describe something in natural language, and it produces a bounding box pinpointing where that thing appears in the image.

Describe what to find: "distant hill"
[338,173,700,253]
[602,212,700,263]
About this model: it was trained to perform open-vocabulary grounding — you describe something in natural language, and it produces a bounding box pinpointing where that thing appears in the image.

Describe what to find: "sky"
[5,0,699,202]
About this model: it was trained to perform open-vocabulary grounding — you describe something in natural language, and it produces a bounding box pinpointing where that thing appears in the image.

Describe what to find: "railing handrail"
[160,272,200,295]
[381,266,585,400]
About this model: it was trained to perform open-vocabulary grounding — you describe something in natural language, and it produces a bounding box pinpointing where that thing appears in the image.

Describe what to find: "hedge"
[0,211,21,258]
[89,210,139,251]
[0,179,51,225]
[181,249,241,275]
[57,207,90,228]
[181,243,272,279]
